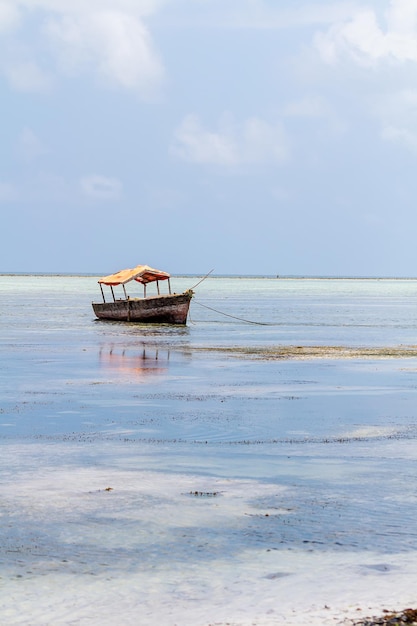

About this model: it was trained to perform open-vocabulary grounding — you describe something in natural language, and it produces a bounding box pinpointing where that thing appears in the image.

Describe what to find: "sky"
[1,0,417,276]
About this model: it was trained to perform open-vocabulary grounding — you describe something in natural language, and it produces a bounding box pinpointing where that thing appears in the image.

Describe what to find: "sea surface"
[1,274,417,625]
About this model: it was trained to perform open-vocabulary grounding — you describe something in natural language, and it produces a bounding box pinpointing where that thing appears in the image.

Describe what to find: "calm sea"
[1,274,417,625]
[2,273,417,344]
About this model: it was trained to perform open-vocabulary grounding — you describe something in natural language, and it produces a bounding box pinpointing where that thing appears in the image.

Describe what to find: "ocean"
[1,274,417,625]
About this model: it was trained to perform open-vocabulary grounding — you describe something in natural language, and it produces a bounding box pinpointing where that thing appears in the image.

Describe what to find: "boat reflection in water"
[98,346,170,379]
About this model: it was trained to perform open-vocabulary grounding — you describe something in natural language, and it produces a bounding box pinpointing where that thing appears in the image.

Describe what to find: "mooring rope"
[189,269,215,290]
[193,299,272,325]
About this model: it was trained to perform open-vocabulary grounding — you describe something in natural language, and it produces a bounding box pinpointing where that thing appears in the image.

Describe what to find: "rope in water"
[193,299,272,326]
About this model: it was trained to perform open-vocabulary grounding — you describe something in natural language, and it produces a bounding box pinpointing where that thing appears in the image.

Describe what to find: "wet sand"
[194,344,417,360]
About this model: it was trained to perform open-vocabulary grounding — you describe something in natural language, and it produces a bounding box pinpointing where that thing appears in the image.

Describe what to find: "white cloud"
[45,10,164,93]
[313,2,417,157]
[0,1,165,95]
[0,0,363,96]
[315,0,417,66]
[171,114,289,167]
[80,175,123,200]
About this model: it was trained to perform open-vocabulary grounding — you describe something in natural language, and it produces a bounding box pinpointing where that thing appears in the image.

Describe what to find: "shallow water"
[1,275,417,625]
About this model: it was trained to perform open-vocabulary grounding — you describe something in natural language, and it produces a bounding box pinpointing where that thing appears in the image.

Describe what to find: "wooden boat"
[92,264,193,324]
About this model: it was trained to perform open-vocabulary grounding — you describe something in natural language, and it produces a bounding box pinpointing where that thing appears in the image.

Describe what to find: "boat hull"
[92,291,192,324]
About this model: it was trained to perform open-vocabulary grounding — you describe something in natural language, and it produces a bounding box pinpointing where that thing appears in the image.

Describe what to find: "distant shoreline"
[1,273,417,280]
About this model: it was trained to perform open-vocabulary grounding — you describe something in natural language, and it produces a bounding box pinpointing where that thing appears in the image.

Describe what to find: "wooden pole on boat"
[144,284,147,298]
[156,280,160,295]
[123,285,127,299]
[100,283,105,303]
[111,286,115,302]
[168,278,171,294]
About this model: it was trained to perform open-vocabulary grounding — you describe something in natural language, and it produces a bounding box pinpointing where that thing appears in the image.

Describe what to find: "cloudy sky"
[1,0,417,276]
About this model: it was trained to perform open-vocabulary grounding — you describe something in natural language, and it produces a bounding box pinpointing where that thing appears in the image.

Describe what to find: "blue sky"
[1,0,417,276]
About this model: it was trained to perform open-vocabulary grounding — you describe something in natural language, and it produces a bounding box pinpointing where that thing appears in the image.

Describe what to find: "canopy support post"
[168,278,171,294]
[100,284,105,303]
[144,284,147,298]
[123,285,127,300]
[156,280,160,295]
[111,286,115,302]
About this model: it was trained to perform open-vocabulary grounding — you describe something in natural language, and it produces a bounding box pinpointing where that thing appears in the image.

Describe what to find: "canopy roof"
[99,265,170,286]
